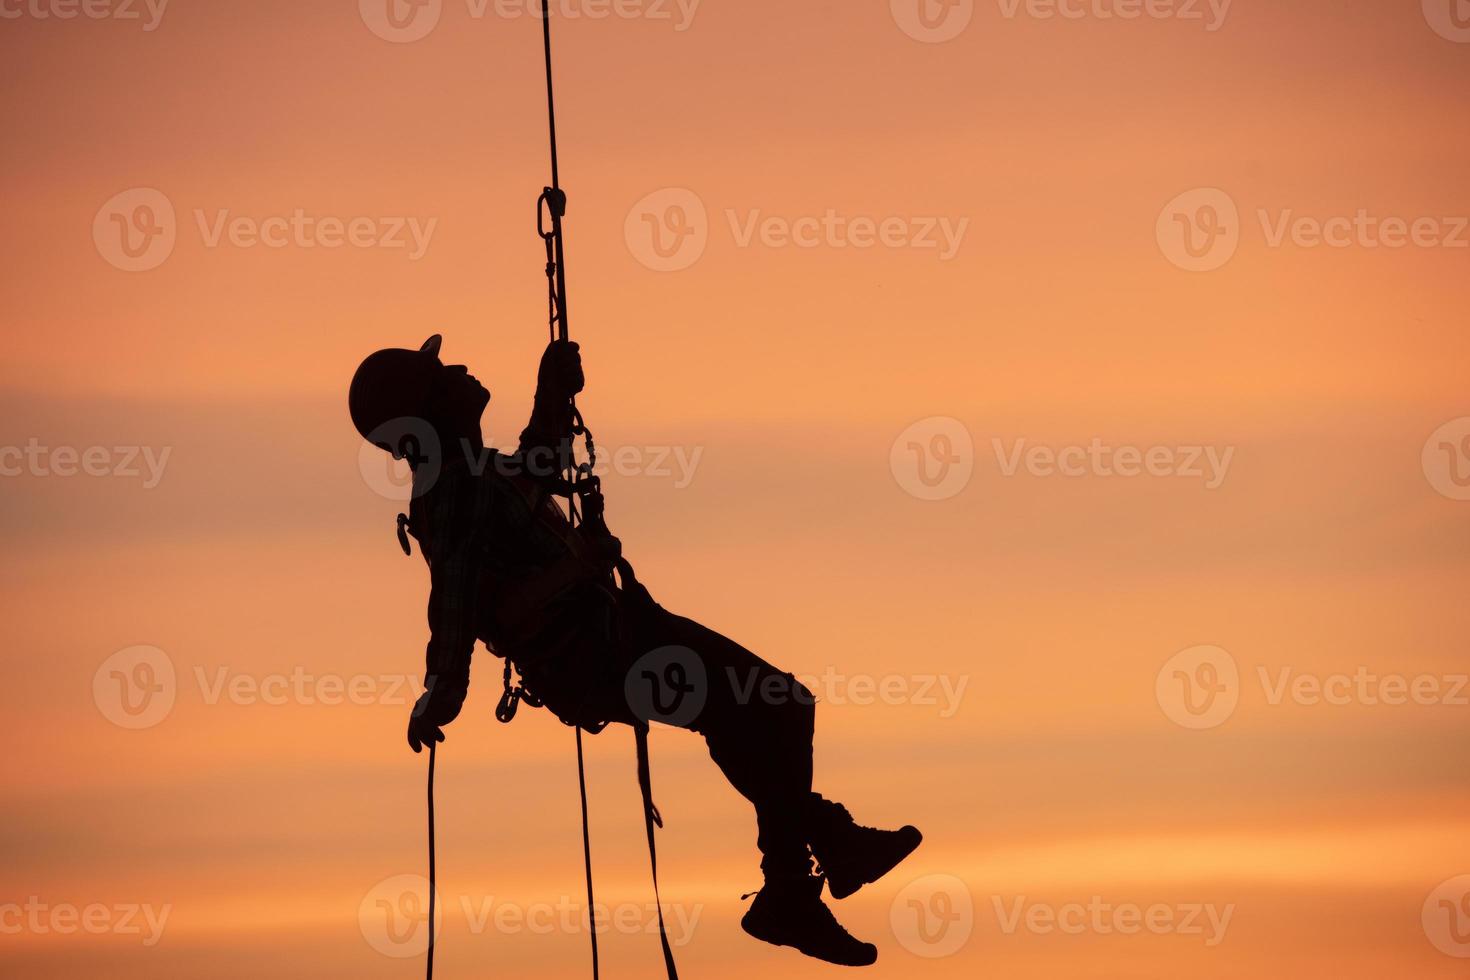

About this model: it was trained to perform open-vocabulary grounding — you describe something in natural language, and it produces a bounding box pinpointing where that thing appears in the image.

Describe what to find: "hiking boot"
[740,873,878,967]
[811,801,923,901]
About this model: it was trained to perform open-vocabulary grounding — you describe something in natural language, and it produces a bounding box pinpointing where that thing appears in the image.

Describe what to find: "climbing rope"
[426,742,437,980]
[422,6,677,978]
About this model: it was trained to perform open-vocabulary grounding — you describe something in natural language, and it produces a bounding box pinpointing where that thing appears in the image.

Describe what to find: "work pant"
[521,594,830,878]
[624,606,826,878]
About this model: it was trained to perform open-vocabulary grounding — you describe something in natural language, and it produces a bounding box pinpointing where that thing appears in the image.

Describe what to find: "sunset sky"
[3,1,1470,977]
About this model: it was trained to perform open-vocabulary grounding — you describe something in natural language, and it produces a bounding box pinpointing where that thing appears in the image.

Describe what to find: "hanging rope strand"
[537,9,603,980]
[426,742,437,980]
[542,0,561,193]
[539,0,570,344]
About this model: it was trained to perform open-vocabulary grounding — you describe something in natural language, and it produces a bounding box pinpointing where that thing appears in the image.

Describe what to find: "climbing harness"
[418,4,679,978]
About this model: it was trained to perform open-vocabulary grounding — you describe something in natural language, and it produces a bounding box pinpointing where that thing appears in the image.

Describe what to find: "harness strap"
[636,725,680,980]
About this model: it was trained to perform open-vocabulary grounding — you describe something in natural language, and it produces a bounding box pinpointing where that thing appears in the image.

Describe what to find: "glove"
[407,677,465,753]
[537,340,585,398]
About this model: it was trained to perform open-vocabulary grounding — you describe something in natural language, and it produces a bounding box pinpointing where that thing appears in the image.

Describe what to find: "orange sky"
[3,1,1470,977]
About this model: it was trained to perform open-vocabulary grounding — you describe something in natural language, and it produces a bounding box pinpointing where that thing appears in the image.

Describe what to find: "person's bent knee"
[776,673,816,737]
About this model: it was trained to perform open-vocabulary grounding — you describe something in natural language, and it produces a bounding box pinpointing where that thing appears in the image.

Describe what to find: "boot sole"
[825,826,924,900]
[741,912,879,967]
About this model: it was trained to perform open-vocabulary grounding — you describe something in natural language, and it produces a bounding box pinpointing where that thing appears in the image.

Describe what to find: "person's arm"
[517,340,585,481]
[407,469,489,752]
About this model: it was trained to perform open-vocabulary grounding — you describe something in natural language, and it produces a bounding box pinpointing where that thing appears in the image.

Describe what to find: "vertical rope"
[542,0,560,192]
[426,742,437,980]
[576,727,601,980]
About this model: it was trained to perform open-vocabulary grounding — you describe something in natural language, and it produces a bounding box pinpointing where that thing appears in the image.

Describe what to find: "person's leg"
[625,606,818,877]
[618,604,879,966]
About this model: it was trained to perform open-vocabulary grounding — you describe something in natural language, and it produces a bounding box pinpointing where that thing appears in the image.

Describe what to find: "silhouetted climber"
[349,335,923,967]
